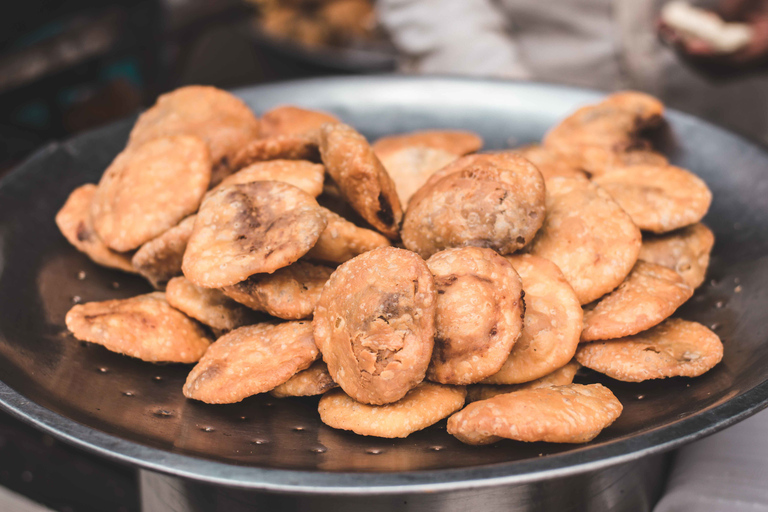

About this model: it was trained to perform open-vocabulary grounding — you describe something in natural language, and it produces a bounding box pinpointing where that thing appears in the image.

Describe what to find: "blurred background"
[1,0,767,510]
[2,0,767,177]
[0,0,395,175]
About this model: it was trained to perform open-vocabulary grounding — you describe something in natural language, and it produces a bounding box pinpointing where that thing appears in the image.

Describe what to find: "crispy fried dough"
[319,383,466,438]
[183,321,319,403]
[166,276,256,331]
[222,261,334,320]
[91,136,210,252]
[467,361,581,402]
[132,215,196,289]
[215,160,325,198]
[581,261,693,342]
[260,105,339,137]
[593,165,712,233]
[318,123,403,238]
[313,247,436,405]
[544,91,665,176]
[306,207,391,264]
[270,360,338,398]
[638,223,715,289]
[527,178,641,304]
[129,85,260,185]
[576,319,723,382]
[426,247,524,385]
[65,292,211,363]
[403,154,546,258]
[482,254,582,384]
[182,182,326,288]
[55,184,135,273]
[448,383,622,445]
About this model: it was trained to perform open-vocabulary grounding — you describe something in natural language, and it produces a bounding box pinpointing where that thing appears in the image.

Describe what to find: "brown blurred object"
[250,0,377,49]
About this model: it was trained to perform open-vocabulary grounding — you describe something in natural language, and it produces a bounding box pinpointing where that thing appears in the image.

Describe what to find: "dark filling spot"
[433,337,451,363]
[197,363,221,383]
[380,293,401,320]
[516,236,526,245]
[232,193,264,236]
[236,275,260,293]
[76,222,91,242]
[376,192,394,227]
[489,327,498,337]
[435,275,458,289]
[643,347,661,354]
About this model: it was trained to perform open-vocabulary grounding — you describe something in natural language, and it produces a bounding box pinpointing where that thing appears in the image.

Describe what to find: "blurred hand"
[658,0,768,80]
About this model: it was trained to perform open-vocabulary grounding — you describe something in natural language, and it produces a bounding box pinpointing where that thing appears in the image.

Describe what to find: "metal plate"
[0,77,767,494]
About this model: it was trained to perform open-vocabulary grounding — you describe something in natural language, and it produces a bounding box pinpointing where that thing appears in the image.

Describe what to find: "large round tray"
[0,76,766,494]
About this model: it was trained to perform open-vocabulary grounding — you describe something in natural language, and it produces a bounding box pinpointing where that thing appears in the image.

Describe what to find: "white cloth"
[654,407,768,512]
[377,0,768,141]
[380,0,532,79]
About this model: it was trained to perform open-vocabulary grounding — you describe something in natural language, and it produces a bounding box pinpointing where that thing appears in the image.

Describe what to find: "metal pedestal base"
[140,453,669,512]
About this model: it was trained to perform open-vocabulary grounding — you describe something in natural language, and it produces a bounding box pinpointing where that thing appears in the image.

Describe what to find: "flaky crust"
[403,154,546,258]
[260,105,339,137]
[638,223,715,289]
[544,91,664,176]
[165,276,256,331]
[426,248,524,385]
[372,130,482,159]
[512,145,587,181]
[313,247,436,404]
[129,85,260,185]
[593,165,712,233]
[319,383,466,438]
[215,160,325,198]
[581,261,693,342]
[576,319,723,382]
[318,123,403,238]
[91,136,210,252]
[527,178,641,304]
[270,360,338,398]
[376,146,458,205]
[55,184,135,273]
[448,383,622,445]
[132,215,196,289]
[306,207,391,264]
[482,254,582,384]
[183,321,319,403]
[221,261,334,320]
[232,133,321,170]
[65,292,211,363]
[182,182,326,288]
[467,360,581,402]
